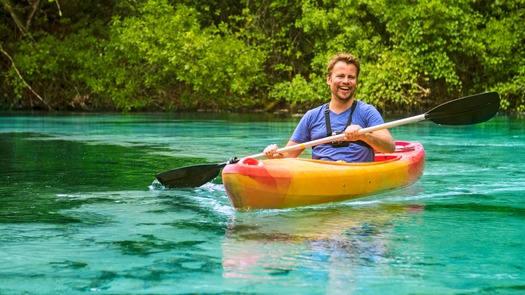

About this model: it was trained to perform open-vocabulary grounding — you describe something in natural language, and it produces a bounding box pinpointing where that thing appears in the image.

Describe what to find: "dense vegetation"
[1,0,524,113]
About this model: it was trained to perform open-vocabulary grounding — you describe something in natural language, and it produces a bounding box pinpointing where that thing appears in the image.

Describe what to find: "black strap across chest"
[324,100,357,136]
[324,100,372,149]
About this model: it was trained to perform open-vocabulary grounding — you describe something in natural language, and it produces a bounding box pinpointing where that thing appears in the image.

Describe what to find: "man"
[263,52,395,162]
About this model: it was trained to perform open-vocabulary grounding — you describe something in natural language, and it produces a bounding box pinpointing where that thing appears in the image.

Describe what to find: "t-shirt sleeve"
[290,112,312,143]
[364,104,385,127]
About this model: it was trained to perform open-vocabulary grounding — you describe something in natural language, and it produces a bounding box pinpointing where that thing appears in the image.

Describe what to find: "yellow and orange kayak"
[222,141,425,210]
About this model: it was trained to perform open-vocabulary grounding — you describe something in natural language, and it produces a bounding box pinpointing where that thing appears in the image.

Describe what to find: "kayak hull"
[222,141,425,210]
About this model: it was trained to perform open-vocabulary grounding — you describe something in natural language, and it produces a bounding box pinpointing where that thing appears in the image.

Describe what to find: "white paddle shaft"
[247,114,427,159]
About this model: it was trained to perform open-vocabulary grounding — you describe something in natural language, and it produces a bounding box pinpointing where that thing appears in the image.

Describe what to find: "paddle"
[156,91,500,188]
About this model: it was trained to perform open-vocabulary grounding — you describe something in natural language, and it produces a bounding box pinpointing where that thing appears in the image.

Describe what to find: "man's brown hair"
[326,52,361,78]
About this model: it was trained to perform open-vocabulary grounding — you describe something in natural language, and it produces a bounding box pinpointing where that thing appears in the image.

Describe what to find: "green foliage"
[5,28,105,109]
[270,73,327,107]
[270,0,524,112]
[1,0,524,112]
[476,0,525,112]
[91,0,268,111]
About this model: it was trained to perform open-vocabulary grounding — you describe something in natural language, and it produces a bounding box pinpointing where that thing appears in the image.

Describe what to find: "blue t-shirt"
[290,100,384,162]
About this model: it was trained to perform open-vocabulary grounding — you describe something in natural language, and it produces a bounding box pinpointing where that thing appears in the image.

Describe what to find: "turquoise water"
[0,112,523,294]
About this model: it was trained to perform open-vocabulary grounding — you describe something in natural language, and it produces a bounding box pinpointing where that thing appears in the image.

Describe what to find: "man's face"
[327,62,358,102]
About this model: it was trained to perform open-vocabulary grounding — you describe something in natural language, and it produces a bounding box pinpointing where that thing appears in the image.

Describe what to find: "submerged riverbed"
[0,112,524,294]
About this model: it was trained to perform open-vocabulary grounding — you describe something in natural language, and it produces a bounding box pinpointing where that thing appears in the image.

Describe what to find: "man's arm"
[344,126,395,153]
[263,140,304,159]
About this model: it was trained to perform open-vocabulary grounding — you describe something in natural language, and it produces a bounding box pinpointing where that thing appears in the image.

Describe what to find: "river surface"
[0,111,524,294]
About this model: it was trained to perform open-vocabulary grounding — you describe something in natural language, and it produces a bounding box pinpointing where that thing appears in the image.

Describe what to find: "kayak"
[222,141,425,210]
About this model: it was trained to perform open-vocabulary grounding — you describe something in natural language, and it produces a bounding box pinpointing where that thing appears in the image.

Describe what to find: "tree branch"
[0,45,53,110]
[26,0,41,30]
[54,0,62,17]
[2,0,29,36]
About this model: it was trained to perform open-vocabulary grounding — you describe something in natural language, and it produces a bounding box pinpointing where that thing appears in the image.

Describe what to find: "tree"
[1,0,524,112]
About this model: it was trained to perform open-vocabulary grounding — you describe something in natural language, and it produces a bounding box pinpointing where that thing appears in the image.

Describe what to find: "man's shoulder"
[356,100,375,109]
[304,104,327,116]
[356,100,382,115]
[307,104,327,113]
[356,100,384,124]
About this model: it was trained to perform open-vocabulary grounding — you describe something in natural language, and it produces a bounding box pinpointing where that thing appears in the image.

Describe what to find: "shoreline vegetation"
[1,1,524,114]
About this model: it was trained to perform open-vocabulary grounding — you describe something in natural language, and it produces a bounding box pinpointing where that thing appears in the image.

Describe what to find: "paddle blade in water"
[155,163,224,188]
[425,92,500,125]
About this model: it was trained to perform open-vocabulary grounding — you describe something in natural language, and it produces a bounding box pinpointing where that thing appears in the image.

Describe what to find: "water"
[0,112,523,294]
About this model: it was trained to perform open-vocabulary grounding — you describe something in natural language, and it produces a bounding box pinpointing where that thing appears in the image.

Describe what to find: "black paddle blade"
[155,163,226,188]
[425,92,500,125]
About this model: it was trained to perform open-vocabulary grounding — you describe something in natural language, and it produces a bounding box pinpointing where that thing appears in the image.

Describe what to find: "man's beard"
[334,88,355,102]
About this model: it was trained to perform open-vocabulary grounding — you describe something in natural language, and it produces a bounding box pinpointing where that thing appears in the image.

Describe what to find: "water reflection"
[222,203,425,290]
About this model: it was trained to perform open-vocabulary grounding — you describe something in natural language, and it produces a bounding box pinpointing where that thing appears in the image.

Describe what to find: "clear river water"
[0,111,524,294]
